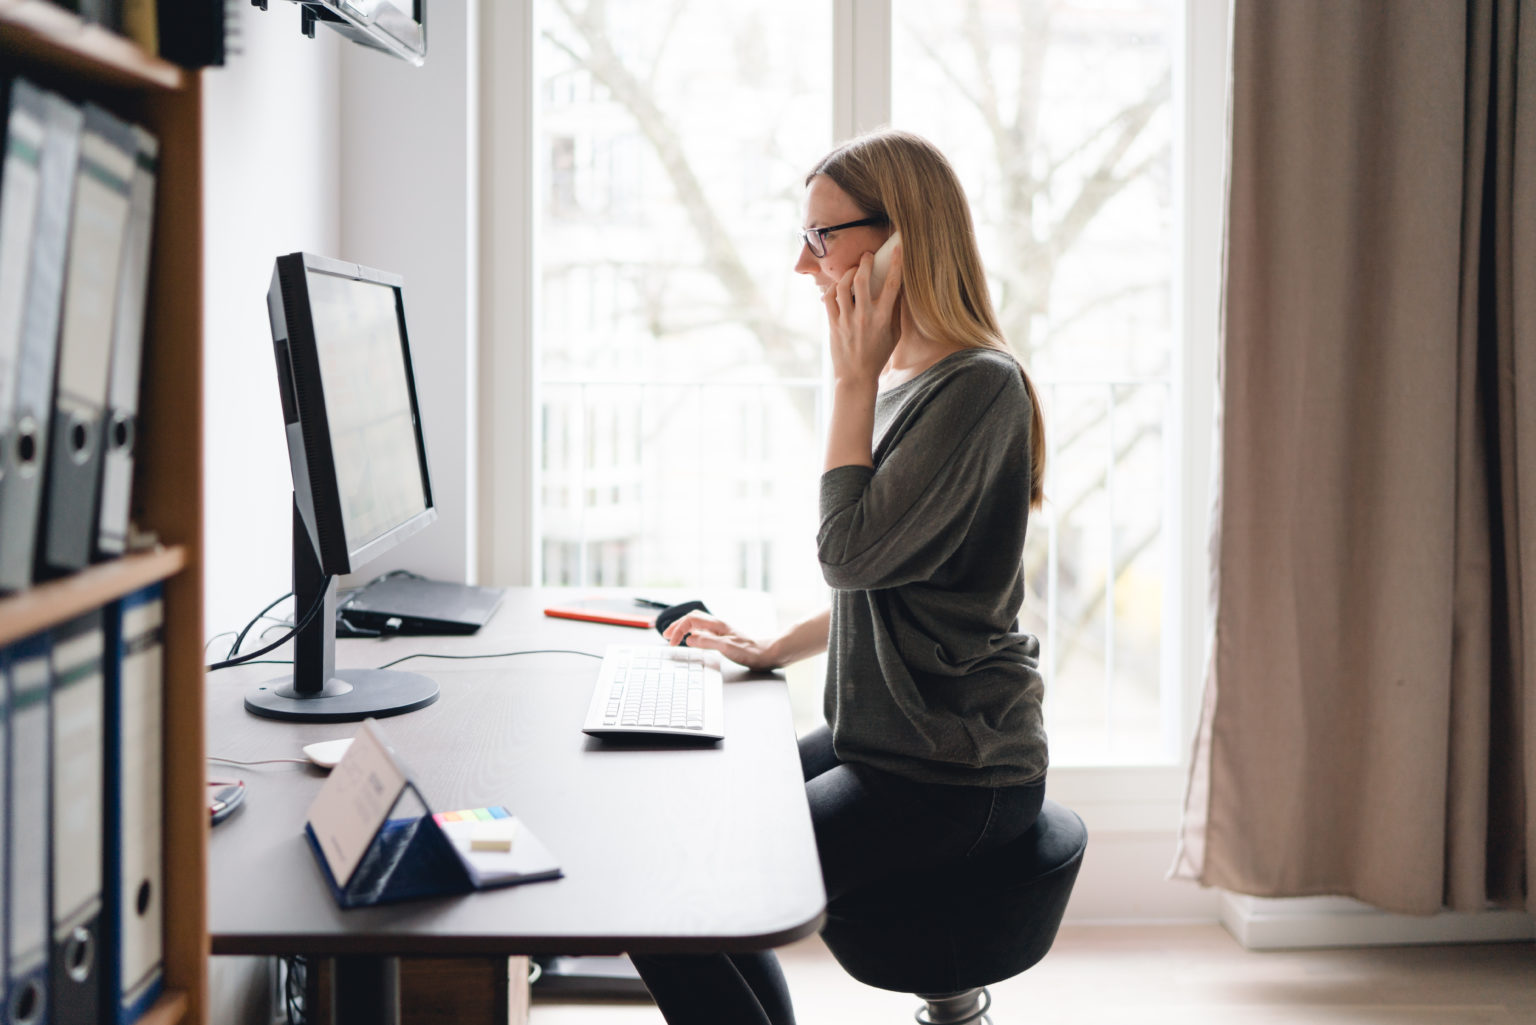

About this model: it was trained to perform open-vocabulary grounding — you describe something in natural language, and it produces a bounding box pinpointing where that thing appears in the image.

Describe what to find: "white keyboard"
[581,645,725,740]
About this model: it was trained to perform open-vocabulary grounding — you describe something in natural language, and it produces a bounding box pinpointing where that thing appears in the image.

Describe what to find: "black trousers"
[629,725,1045,1024]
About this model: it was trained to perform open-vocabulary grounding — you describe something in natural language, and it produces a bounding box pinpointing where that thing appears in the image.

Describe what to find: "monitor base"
[245,668,439,722]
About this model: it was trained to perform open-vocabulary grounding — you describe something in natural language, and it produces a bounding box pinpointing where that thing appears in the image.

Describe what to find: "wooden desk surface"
[205,588,826,957]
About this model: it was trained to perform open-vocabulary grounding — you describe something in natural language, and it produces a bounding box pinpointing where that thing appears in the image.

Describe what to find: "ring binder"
[95,128,159,561]
[48,610,106,1024]
[5,632,52,1025]
[0,80,49,592]
[0,85,81,593]
[104,585,165,1024]
[37,105,137,577]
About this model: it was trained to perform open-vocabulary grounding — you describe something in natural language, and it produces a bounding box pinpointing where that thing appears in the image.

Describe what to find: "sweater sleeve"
[817,362,1024,591]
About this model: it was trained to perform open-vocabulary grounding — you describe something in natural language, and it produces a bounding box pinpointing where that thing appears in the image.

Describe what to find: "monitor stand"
[245,500,440,722]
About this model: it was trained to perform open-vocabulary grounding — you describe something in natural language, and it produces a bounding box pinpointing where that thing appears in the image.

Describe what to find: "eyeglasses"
[799,216,887,258]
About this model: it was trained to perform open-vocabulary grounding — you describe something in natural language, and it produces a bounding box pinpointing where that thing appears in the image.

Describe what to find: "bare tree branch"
[1048,72,1171,258]
[547,0,821,383]
[646,0,692,92]
[1037,279,1169,347]
[905,30,994,130]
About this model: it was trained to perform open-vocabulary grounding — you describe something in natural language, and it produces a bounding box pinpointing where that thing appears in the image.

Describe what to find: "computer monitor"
[245,252,440,722]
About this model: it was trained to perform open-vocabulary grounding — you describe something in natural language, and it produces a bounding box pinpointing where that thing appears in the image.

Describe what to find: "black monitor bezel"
[268,251,437,577]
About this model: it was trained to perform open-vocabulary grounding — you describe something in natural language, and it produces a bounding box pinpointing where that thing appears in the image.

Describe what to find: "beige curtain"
[1175,0,1535,915]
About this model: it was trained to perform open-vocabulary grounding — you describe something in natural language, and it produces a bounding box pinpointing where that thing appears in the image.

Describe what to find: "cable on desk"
[206,581,331,672]
[227,590,295,659]
[208,755,311,767]
[204,630,237,656]
[375,648,604,670]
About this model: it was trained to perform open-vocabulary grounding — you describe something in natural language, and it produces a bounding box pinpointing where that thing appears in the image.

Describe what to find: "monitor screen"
[268,253,435,576]
[304,270,428,553]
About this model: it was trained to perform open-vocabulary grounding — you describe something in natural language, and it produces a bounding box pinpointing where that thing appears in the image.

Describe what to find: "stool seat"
[820,799,1087,998]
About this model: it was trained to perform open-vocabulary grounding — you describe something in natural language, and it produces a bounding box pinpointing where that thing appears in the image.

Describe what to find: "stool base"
[915,986,991,1025]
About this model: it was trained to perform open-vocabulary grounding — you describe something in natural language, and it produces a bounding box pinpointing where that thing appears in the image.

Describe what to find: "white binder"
[0,86,80,593]
[0,80,49,593]
[105,585,164,1023]
[48,610,104,1024]
[94,127,159,560]
[5,632,51,1025]
[37,104,135,576]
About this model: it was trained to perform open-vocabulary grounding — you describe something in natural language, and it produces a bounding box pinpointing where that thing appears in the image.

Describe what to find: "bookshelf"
[1,3,206,1024]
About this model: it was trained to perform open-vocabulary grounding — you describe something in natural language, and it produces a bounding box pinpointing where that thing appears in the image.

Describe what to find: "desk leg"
[400,956,529,1025]
[332,956,401,1025]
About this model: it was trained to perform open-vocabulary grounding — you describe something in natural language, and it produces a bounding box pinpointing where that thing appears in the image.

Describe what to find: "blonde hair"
[807,129,1046,509]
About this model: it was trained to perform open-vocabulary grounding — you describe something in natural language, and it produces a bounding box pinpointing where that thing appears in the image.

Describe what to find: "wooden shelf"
[136,989,190,1025]
[5,9,208,1020]
[0,0,182,91]
[0,546,188,648]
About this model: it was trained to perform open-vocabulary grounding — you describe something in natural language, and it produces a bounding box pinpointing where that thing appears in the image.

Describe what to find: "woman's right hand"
[662,607,831,672]
[823,240,904,387]
[661,611,778,671]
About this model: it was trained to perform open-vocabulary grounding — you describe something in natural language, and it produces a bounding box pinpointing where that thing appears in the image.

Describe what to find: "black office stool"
[820,799,1087,1024]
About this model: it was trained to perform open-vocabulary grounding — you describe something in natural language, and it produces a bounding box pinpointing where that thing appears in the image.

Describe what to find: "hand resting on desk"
[661,607,831,672]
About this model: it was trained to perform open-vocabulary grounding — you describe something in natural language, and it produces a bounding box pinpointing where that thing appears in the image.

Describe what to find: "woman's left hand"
[823,240,903,386]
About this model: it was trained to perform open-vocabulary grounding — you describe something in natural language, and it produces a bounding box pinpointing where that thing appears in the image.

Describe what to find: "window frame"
[480,0,1230,827]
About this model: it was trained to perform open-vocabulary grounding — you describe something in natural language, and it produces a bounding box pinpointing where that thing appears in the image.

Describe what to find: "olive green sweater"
[818,347,1048,787]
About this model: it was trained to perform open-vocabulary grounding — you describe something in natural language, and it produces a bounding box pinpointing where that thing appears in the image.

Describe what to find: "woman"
[630,128,1049,1025]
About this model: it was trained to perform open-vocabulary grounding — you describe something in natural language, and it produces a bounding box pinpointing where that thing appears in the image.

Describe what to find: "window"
[498,0,1227,773]
[892,0,1177,763]
[535,0,832,597]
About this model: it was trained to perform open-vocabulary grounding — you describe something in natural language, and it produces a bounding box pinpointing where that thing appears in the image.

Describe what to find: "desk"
[205,588,826,1023]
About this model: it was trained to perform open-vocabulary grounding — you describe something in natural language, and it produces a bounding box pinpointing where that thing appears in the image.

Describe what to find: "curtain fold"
[1177,0,1534,915]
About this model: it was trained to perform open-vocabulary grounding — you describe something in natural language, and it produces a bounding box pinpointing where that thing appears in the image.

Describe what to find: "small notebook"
[304,720,561,908]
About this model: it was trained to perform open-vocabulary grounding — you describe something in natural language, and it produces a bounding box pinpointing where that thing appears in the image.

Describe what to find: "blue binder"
[103,585,164,1023]
[4,632,50,1025]
[47,610,103,1025]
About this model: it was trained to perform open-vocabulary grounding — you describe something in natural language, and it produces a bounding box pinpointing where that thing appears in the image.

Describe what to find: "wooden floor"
[530,925,1536,1024]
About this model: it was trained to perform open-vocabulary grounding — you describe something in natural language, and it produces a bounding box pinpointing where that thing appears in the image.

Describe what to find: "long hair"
[807,129,1046,509]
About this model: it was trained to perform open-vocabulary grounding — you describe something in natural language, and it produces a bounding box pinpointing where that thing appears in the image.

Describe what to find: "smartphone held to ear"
[869,232,900,299]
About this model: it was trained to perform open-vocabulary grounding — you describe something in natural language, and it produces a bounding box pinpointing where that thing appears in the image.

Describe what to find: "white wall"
[202,1,341,640]
[202,5,341,1018]
[337,0,480,586]
[203,0,481,639]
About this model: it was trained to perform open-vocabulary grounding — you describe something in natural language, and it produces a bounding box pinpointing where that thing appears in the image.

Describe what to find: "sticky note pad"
[469,820,519,852]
